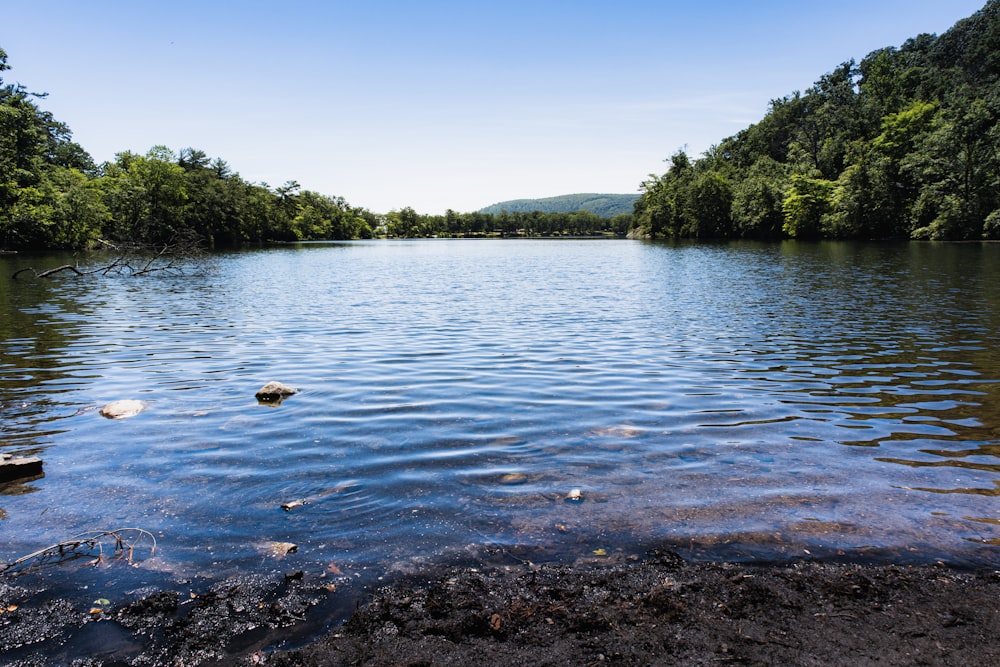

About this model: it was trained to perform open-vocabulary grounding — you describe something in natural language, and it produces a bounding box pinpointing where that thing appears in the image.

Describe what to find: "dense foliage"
[0,47,378,251]
[5,2,999,249]
[479,193,638,218]
[381,206,631,238]
[0,46,628,251]
[633,0,1000,241]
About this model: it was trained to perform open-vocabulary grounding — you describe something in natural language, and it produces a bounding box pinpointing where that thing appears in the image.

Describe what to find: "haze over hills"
[478,193,639,218]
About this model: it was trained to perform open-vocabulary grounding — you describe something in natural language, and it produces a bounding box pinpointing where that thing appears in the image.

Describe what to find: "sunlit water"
[2,239,999,595]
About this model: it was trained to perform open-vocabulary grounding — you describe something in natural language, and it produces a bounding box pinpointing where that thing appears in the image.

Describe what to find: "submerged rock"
[99,399,146,419]
[257,541,298,558]
[255,382,298,404]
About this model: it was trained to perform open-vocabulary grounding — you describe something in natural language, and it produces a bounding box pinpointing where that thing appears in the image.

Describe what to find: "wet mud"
[3,549,999,666]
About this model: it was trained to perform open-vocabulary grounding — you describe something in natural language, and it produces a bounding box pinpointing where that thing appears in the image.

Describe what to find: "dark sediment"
[2,551,999,666]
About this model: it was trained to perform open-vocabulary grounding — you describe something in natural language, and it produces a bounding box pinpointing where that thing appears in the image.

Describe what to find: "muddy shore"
[2,549,999,666]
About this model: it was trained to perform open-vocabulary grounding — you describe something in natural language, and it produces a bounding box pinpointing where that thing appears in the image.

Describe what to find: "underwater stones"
[255,382,298,404]
[499,473,528,485]
[99,399,146,419]
[257,541,298,558]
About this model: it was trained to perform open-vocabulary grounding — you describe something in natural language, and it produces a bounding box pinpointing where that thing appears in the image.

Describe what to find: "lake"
[2,239,999,595]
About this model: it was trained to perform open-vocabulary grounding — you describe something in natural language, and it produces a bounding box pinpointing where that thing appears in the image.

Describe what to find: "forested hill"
[479,193,638,218]
[633,0,1000,241]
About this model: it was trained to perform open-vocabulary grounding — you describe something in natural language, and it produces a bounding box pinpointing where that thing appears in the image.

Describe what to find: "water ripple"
[1,240,999,579]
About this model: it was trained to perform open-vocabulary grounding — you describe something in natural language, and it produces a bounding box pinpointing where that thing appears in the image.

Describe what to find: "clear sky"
[1,1,987,214]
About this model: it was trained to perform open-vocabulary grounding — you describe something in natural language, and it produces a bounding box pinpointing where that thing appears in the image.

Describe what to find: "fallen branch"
[0,527,157,574]
[11,234,202,280]
[12,265,85,280]
[133,240,183,276]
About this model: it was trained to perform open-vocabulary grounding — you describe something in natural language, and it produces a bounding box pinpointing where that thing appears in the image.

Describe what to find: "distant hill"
[478,193,638,218]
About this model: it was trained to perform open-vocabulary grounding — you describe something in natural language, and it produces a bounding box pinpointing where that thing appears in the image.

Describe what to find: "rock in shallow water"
[0,453,43,482]
[99,399,146,419]
[255,382,298,403]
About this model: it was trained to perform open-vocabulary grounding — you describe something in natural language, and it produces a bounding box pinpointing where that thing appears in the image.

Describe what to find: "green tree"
[44,166,108,248]
[782,174,835,239]
[634,150,694,238]
[905,98,998,239]
[684,171,733,238]
[385,207,422,237]
[0,47,101,249]
[822,150,889,238]
[99,146,188,244]
[730,156,789,238]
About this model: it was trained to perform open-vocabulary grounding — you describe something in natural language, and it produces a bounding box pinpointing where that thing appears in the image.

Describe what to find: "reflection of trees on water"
[0,253,91,457]
[1,256,84,522]
[903,480,1000,497]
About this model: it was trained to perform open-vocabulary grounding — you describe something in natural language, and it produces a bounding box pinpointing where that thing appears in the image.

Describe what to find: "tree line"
[382,207,631,238]
[0,46,380,251]
[5,2,1000,250]
[633,0,1000,241]
[0,44,629,252]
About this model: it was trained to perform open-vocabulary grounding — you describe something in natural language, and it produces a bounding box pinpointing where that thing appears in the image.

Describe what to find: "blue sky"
[2,1,987,214]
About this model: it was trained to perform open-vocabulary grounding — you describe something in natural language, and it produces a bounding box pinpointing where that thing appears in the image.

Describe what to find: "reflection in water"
[877,456,1000,474]
[0,240,998,591]
[905,481,1000,497]
[0,253,102,458]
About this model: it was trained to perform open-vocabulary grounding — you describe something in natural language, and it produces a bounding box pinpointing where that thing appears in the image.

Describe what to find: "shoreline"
[3,549,999,665]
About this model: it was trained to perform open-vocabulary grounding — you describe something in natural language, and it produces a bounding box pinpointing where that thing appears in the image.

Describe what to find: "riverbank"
[2,550,998,665]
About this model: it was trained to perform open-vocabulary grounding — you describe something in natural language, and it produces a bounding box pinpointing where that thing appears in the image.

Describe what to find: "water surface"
[2,239,999,591]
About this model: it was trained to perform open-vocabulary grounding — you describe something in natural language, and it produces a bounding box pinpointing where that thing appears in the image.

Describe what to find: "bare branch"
[38,264,84,278]
[11,265,83,279]
[1,528,157,574]
[10,234,202,280]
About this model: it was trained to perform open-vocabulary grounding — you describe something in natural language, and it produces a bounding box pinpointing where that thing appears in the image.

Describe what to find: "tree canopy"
[0,42,626,251]
[633,0,1000,241]
[0,47,379,251]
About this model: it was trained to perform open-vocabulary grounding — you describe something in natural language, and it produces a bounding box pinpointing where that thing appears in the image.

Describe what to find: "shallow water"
[1,239,999,590]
